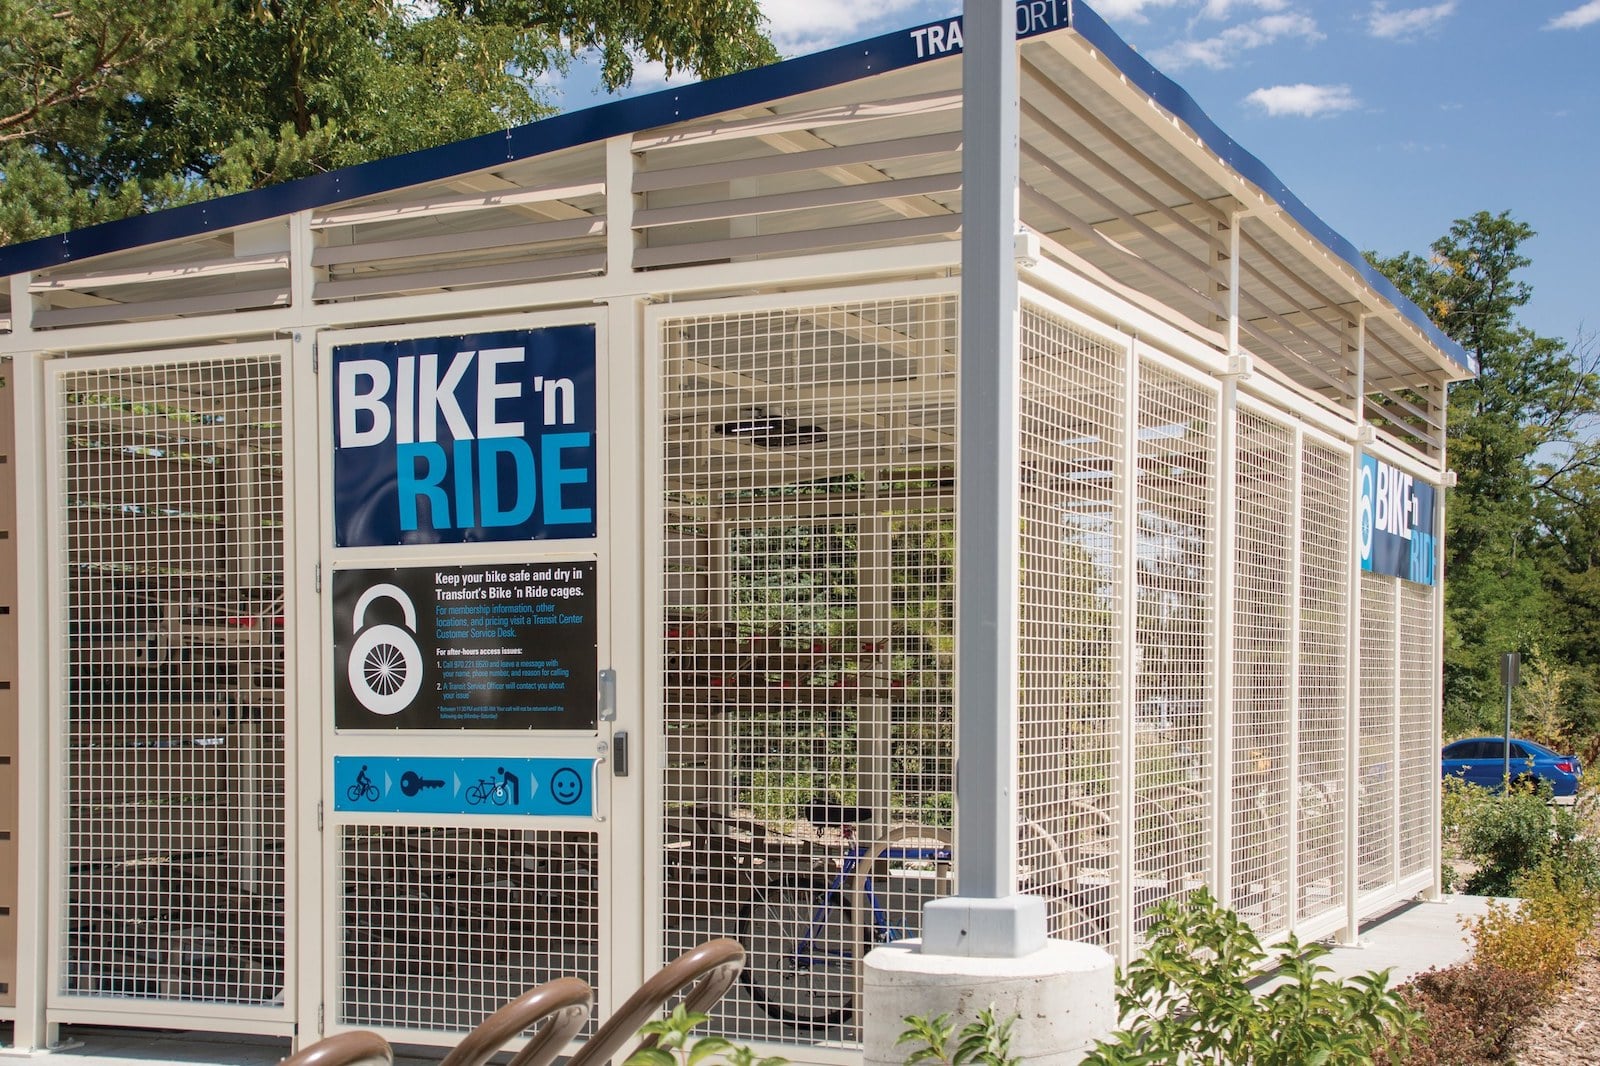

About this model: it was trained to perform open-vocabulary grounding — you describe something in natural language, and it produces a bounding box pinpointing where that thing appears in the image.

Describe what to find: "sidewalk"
[3,894,1498,1064]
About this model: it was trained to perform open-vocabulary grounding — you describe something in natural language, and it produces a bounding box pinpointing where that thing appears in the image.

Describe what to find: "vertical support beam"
[1286,428,1304,931]
[1341,315,1370,945]
[923,0,1046,957]
[606,136,637,277]
[11,351,53,1050]
[288,329,323,1048]
[1114,340,1141,960]
[1427,463,1449,901]
[604,293,646,1004]
[1213,213,1242,905]
[860,514,895,825]
[288,210,316,312]
[7,274,33,337]
[953,0,1021,905]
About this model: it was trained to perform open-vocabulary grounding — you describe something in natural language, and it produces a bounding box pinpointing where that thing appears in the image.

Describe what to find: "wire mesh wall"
[57,355,287,1008]
[658,293,958,1044]
[1016,303,1125,954]
[1296,440,1350,925]
[339,826,599,1035]
[1397,580,1437,880]
[1132,358,1216,943]
[1358,572,1399,893]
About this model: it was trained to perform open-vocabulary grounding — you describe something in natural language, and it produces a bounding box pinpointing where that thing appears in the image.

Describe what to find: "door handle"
[612,731,629,777]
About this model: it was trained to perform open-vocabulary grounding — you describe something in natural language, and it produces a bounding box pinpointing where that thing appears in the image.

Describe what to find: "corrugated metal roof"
[0,1,1474,377]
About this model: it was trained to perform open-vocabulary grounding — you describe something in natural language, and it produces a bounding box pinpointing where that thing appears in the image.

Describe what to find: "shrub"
[626,1005,787,1066]
[1380,962,1541,1065]
[1461,897,1581,997]
[899,1005,1017,1066]
[1081,887,1420,1065]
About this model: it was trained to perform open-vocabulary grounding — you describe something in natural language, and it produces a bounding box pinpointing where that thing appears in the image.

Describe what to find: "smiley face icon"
[549,767,585,807]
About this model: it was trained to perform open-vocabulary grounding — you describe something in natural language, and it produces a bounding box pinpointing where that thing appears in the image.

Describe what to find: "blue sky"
[554,1,1598,348]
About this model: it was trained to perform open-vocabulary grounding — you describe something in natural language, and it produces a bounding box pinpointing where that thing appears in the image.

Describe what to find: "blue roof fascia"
[0,4,1066,279]
[1067,2,1476,376]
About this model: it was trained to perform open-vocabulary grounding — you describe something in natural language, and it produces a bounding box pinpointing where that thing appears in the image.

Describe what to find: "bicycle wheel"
[491,784,509,806]
[739,880,855,1028]
[466,784,486,806]
[346,783,363,803]
[361,783,378,802]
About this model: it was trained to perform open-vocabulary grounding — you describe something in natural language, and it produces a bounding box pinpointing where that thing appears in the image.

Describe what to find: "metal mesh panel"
[1296,440,1349,923]
[58,356,286,1007]
[1016,303,1125,955]
[659,295,957,1045]
[340,826,599,1033]
[1358,572,1397,892]
[1230,410,1294,934]
[1397,579,1436,878]
[1131,359,1215,942]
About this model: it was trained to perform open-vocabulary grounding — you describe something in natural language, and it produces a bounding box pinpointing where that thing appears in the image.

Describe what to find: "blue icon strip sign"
[334,755,594,816]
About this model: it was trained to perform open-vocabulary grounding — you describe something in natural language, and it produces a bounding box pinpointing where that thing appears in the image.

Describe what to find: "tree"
[0,0,778,245]
[1371,212,1600,735]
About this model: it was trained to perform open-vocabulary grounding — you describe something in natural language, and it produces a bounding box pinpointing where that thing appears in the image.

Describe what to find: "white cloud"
[1367,3,1457,39]
[1199,0,1290,18]
[1547,1,1600,29]
[1151,13,1322,69]
[761,0,929,54]
[1090,0,1189,21]
[1244,83,1360,117]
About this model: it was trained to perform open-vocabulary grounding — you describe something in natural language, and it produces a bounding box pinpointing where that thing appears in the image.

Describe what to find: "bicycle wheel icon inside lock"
[346,583,424,716]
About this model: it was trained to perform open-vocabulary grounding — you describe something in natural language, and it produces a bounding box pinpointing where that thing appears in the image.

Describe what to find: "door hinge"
[314,561,322,594]
[311,344,319,373]
[317,799,324,832]
[318,1002,325,1035]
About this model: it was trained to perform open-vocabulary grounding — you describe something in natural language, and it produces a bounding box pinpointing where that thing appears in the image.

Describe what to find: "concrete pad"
[1254,893,1500,993]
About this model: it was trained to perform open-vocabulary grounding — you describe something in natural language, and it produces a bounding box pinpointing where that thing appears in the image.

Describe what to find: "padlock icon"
[347,583,422,715]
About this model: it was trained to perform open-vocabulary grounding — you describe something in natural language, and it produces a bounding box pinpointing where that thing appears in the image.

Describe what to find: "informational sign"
[1358,455,1437,586]
[334,756,595,817]
[333,562,597,730]
[332,325,597,547]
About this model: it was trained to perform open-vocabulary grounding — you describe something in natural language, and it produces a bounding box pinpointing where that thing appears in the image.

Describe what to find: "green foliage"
[1371,212,1600,737]
[624,1004,787,1066]
[1081,888,1420,1066]
[897,1005,1017,1066]
[0,1,777,244]
[1446,776,1600,896]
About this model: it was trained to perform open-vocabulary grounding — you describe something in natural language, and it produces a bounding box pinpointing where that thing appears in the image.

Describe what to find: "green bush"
[898,1005,1017,1066]
[1081,888,1419,1065]
[1448,777,1600,896]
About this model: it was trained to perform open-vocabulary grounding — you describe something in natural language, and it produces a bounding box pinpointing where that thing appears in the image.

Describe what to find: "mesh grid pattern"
[1296,440,1349,923]
[1230,410,1294,934]
[1131,359,1216,942]
[58,356,286,1006]
[1397,579,1436,878]
[1358,573,1398,892]
[659,295,958,1045]
[340,826,599,1033]
[1016,303,1125,954]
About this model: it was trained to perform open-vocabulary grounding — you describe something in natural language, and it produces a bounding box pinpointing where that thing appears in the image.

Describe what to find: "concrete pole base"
[863,939,1116,1066]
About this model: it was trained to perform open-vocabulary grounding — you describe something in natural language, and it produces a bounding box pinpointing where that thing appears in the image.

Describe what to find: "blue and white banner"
[334,755,594,817]
[1358,455,1437,586]
[332,325,597,547]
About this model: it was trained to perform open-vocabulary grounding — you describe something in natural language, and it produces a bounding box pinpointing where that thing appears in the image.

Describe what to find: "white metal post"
[1115,340,1140,959]
[1286,429,1305,931]
[1341,315,1369,945]
[1213,214,1243,906]
[10,349,54,1051]
[924,0,1046,957]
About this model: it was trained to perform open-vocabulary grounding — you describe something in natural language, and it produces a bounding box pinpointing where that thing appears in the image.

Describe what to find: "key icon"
[400,770,445,797]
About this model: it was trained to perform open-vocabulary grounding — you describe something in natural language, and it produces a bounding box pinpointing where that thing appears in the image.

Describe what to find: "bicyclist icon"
[346,764,379,803]
[466,766,520,807]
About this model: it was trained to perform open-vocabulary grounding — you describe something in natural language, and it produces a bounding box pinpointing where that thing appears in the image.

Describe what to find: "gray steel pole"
[955,0,1021,902]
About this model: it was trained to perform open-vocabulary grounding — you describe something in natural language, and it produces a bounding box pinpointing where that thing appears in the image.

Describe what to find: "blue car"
[1441,736,1582,799]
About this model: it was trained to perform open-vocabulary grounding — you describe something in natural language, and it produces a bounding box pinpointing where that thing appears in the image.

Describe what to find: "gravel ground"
[1509,947,1600,1063]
